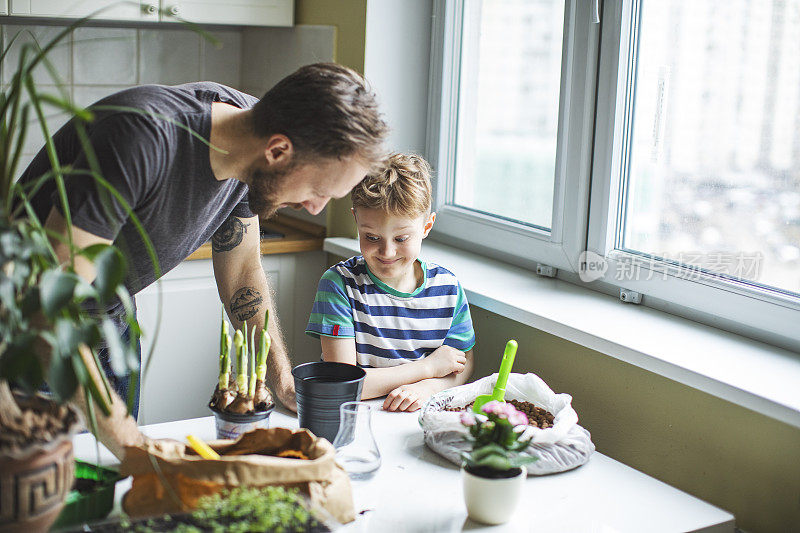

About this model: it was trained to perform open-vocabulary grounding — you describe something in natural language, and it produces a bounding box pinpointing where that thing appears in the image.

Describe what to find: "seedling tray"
[58,513,331,532]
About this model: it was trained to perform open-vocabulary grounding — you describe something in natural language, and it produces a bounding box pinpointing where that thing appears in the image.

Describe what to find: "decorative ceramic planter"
[0,396,82,533]
[462,465,526,525]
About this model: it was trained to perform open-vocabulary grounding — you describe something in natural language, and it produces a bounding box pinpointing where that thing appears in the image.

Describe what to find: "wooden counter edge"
[185,215,326,261]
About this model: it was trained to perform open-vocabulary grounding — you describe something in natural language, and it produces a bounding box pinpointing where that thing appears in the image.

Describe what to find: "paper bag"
[120,427,355,524]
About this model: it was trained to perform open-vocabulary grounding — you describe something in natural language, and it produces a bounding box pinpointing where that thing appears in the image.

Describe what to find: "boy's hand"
[424,345,467,378]
[383,382,436,412]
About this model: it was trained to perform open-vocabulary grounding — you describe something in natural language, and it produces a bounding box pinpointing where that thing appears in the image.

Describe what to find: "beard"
[247,161,294,219]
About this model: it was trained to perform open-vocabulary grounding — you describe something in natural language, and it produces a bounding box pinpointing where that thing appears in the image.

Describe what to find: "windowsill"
[325,237,800,429]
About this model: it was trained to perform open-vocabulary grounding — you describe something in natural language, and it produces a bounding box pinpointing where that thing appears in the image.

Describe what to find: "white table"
[73,401,735,532]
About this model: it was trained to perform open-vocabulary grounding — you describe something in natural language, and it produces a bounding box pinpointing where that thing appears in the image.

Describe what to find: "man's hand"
[383,381,437,412]
[423,345,467,378]
[275,380,297,412]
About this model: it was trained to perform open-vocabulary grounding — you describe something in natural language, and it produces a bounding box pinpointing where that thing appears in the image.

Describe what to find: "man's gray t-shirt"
[21,82,257,316]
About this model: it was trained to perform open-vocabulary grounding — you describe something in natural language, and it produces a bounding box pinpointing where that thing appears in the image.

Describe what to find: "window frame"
[587,0,800,350]
[426,0,600,273]
[427,0,800,351]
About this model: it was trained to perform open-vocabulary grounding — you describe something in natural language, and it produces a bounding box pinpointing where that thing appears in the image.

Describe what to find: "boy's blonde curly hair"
[351,153,433,218]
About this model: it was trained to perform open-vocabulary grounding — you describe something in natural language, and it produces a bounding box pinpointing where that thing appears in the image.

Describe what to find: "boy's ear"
[422,212,436,238]
[264,134,293,165]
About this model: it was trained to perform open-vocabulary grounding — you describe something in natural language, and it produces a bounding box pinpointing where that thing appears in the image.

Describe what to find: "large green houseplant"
[0,19,155,532]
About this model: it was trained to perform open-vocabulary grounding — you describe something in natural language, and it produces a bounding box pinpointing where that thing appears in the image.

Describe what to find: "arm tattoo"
[230,287,263,321]
[212,217,250,252]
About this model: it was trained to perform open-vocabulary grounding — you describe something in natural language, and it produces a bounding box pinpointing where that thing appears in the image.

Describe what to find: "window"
[453,0,564,230]
[619,0,799,298]
[428,0,598,271]
[429,0,800,349]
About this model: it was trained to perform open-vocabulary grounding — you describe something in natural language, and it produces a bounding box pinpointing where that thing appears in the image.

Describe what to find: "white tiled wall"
[73,27,137,86]
[1,23,242,171]
[241,25,335,97]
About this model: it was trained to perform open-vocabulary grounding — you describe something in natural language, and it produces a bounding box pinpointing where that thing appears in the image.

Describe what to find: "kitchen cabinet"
[5,0,293,26]
[7,0,159,21]
[164,0,293,27]
[135,249,325,425]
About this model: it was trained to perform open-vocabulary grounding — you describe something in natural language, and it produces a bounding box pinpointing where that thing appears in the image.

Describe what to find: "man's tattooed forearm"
[212,217,249,252]
[230,287,263,321]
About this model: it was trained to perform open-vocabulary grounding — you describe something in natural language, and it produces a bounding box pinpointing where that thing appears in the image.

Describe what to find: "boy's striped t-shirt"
[305,256,475,368]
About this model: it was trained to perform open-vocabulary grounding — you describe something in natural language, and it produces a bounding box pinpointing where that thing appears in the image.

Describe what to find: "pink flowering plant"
[459,400,538,472]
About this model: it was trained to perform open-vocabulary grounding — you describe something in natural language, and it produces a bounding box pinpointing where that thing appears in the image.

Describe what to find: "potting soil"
[443,400,555,429]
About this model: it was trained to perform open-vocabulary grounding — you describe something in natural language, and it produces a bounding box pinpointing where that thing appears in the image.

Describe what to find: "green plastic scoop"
[472,340,518,413]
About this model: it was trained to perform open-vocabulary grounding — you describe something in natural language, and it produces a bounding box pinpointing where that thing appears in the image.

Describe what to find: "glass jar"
[331,401,381,480]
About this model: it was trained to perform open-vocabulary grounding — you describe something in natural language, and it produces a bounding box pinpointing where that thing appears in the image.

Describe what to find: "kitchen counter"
[72,401,734,532]
[186,214,325,260]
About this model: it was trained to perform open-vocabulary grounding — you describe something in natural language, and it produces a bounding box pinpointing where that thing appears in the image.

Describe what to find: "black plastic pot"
[209,402,276,440]
[292,362,366,442]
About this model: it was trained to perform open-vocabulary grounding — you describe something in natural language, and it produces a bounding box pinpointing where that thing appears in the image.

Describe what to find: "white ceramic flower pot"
[462,465,527,525]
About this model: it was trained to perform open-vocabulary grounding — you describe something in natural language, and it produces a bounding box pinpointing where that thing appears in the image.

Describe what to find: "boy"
[306,153,475,412]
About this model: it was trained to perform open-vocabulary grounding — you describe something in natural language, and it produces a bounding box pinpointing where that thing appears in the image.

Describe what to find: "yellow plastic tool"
[186,434,220,460]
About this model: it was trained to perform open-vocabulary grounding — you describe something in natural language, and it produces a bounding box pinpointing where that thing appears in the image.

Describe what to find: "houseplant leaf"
[0,277,16,313]
[101,317,127,377]
[47,344,79,402]
[19,286,40,318]
[73,278,98,302]
[53,318,85,358]
[39,269,79,317]
[93,246,127,303]
[0,332,43,392]
[0,230,22,257]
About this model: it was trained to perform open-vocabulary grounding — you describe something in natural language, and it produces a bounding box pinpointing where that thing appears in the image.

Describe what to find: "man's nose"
[303,199,327,215]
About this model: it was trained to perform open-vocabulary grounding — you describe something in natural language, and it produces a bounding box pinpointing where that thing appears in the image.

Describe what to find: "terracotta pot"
[462,465,526,525]
[0,396,81,533]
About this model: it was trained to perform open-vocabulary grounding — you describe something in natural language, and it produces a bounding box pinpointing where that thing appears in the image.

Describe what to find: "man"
[20,63,388,459]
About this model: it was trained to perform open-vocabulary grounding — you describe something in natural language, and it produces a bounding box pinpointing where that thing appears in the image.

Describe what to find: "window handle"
[591,0,600,24]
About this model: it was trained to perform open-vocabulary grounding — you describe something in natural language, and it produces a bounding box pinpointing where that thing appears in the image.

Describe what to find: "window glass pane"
[454,0,565,230]
[622,0,800,296]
